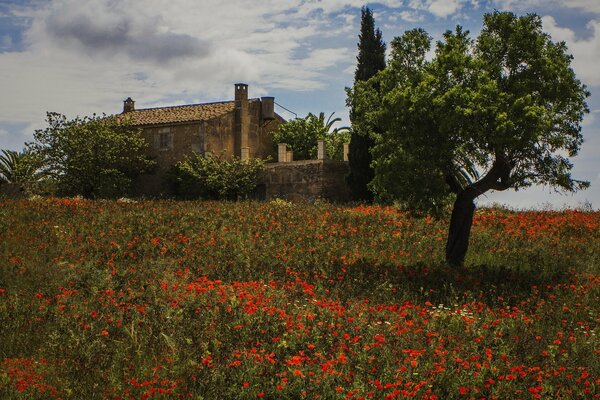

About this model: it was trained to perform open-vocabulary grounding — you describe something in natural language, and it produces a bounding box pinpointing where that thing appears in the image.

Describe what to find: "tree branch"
[462,152,513,201]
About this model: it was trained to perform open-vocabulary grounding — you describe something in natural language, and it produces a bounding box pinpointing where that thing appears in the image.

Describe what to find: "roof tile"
[121,101,240,126]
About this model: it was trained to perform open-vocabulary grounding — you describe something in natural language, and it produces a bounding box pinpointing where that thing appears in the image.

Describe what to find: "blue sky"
[0,0,598,209]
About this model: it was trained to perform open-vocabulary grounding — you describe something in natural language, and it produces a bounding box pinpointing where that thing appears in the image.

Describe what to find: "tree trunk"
[445,191,476,267]
[444,154,513,267]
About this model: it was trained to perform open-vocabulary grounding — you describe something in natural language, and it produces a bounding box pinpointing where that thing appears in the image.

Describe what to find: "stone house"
[121,83,284,196]
[121,83,351,201]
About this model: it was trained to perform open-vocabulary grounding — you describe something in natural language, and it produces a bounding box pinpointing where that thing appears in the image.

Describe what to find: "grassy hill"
[0,198,598,399]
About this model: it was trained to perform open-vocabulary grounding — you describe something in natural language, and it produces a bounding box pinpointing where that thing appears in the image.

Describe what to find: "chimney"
[234,83,249,158]
[261,96,275,121]
[123,97,135,113]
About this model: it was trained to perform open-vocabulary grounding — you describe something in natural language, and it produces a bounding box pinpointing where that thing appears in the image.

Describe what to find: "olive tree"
[348,11,589,266]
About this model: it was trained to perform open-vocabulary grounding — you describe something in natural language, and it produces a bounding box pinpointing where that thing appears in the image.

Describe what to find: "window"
[155,128,172,150]
[159,132,169,149]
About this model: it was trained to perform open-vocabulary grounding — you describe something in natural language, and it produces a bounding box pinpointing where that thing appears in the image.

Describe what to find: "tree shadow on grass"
[328,258,570,307]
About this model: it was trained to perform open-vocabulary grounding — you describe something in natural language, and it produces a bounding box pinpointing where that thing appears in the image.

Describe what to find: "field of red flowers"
[0,198,598,399]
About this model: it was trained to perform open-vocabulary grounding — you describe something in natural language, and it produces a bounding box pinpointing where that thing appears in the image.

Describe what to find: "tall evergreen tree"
[354,7,386,82]
[347,6,386,202]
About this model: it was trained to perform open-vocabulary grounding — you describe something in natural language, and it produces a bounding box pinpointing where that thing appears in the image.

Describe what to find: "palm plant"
[0,149,41,186]
[309,112,351,136]
[308,112,351,160]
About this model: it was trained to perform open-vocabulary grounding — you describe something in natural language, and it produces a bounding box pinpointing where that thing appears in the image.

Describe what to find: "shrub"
[168,152,265,200]
[0,149,50,196]
[28,112,155,199]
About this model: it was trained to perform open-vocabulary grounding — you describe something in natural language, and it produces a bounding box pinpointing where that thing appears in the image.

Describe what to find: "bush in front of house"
[168,152,265,200]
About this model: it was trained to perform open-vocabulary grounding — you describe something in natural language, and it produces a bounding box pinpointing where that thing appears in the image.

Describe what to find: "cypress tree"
[347,6,386,202]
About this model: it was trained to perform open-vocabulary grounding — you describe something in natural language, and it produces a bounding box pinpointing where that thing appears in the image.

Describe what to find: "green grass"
[0,198,598,399]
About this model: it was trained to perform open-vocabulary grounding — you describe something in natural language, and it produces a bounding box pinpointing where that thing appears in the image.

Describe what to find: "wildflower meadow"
[0,198,598,399]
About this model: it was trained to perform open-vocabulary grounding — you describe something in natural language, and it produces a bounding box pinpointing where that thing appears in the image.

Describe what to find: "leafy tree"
[349,11,589,266]
[346,6,386,202]
[273,112,350,160]
[0,149,39,185]
[168,152,265,200]
[28,112,154,198]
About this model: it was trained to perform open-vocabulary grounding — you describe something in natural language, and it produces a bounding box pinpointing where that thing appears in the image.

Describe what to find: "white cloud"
[300,48,353,71]
[42,5,210,64]
[398,10,424,23]
[542,16,600,87]
[492,0,600,14]
[407,0,465,18]
[0,0,367,128]
[428,0,461,18]
[582,109,599,127]
[1,35,12,50]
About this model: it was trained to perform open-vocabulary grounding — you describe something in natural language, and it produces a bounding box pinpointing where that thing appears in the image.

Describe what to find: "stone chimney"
[261,96,275,121]
[234,83,249,159]
[123,97,135,113]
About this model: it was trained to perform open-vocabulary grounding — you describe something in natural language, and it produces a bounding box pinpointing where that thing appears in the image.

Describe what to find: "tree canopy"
[273,112,350,160]
[347,6,386,202]
[348,11,589,265]
[28,112,155,198]
[354,6,386,82]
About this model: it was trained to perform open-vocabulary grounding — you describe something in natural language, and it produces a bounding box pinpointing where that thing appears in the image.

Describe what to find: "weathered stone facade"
[262,160,351,202]
[121,83,352,201]
[123,84,283,196]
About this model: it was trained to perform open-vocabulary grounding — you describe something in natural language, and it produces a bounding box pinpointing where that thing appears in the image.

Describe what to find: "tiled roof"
[121,100,240,126]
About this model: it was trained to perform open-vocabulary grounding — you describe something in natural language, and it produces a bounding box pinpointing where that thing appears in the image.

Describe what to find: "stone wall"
[262,160,351,202]
[136,122,211,195]
[134,105,281,197]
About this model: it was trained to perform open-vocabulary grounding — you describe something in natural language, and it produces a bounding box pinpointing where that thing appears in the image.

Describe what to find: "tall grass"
[0,199,598,399]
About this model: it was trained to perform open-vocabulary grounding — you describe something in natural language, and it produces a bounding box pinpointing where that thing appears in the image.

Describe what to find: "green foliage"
[272,112,350,160]
[0,149,42,189]
[28,112,154,198]
[168,152,265,200]
[354,6,386,82]
[347,6,387,202]
[348,11,589,214]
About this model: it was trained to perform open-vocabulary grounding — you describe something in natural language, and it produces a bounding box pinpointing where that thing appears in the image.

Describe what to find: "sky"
[0,0,598,209]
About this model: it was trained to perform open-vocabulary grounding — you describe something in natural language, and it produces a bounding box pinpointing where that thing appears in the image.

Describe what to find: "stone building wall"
[262,160,351,202]
[134,105,280,196]
[248,101,281,160]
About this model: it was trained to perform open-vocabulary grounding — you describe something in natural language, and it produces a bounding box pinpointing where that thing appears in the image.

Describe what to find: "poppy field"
[0,198,598,399]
